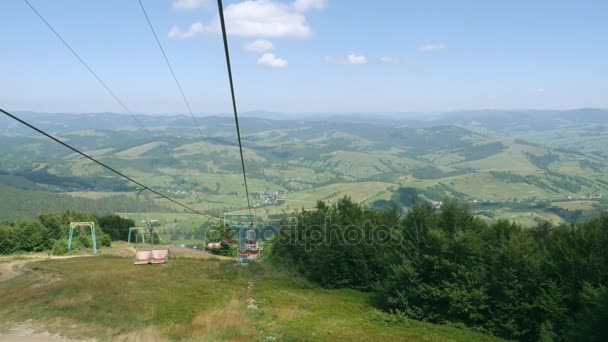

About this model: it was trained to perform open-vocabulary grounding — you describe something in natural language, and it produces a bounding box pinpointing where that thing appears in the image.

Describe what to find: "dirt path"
[0,256,85,284]
[0,260,31,283]
[0,256,94,341]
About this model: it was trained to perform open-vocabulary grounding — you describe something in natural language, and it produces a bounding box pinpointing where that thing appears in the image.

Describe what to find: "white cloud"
[181,0,328,39]
[324,54,368,65]
[168,22,205,39]
[419,43,447,52]
[536,88,545,93]
[244,39,274,52]
[258,53,288,67]
[380,56,399,63]
[347,53,368,65]
[173,0,207,10]
[207,0,312,38]
[293,0,328,12]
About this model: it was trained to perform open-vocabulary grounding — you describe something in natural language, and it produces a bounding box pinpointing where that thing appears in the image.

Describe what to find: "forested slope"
[271,197,608,341]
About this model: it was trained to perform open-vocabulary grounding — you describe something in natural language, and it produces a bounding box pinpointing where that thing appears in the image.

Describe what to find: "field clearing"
[286,182,395,205]
[517,129,608,156]
[114,142,167,158]
[66,191,134,200]
[308,131,374,148]
[552,159,607,179]
[551,200,601,211]
[47,159,104,178]
[491,208,565,226]
[65,129,108,137]
[67,159,106,177]
[324,150,424,179]
[419,150,464,166]
[361,188,394,205]
[454,141,542,172]
[118,212,217,229]
[141,172,286,195]
[0,256,500,341]
[133,175,176,187]
[445,173,559,200]
[173,141,265,162]
[66,148,115,159]
[188,193,250,212]
[261,166,318,182]
[397,176,442,188]
[188,173,286,194]
[141,191,251,214]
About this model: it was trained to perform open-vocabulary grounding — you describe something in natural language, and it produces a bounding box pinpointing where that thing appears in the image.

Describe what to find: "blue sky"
[1,0,607,114]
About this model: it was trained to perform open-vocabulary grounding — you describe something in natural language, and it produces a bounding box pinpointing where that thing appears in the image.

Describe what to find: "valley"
[2,110,608,234]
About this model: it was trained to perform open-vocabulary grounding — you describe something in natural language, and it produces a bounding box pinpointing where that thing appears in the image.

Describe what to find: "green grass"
[65,129,109,137]
[251,269,501,341]
[261,166,319,183]
[490,207,565,226]
[172,141,266,162]
[552,200,601,211]
[445,172,556,201]
[114,142,167,158]
[451,139,543,172]
[118,212,219,230]
[322,150,423,179]
[0,257,501,341]
[0,256,253,340]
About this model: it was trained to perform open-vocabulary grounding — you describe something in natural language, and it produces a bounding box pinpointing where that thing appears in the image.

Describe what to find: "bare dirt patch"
[0,255,85,284]
[0,260,30,283]
[0,322,90,342]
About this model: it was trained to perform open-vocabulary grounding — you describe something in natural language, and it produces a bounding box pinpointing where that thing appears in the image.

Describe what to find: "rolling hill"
[1,110,607,227]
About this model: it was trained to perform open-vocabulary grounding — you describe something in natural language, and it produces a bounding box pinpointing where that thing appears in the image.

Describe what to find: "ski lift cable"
[23,0,154,138]
[0,107,216,220]
[136,0,210,147]
[216,0,254,222]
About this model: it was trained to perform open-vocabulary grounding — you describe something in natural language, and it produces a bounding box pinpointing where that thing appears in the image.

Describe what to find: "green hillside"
[1,112,608,226]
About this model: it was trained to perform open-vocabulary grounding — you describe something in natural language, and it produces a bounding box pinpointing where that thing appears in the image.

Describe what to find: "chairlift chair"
[133,220,169,265]
[221,214,260,264]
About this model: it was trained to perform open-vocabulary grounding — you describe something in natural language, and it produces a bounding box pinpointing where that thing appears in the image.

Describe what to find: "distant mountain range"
[5,108,607,132]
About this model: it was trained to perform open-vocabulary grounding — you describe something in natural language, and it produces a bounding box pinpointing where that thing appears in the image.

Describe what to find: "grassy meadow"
[0,255,499,341]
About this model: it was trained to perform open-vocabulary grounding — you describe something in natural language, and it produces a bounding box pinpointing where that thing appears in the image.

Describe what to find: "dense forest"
[270,197,608,341]
[0,211,134,255]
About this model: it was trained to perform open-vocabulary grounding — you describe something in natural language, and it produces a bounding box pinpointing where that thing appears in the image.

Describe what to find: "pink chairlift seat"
[151,249,168,264]
[134,251,152,265]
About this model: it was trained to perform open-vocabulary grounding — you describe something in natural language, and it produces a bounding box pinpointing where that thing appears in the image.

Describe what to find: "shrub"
[51,239,69,256]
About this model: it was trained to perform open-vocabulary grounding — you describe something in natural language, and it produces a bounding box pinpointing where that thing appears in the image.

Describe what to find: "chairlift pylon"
[68,222,97,255]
